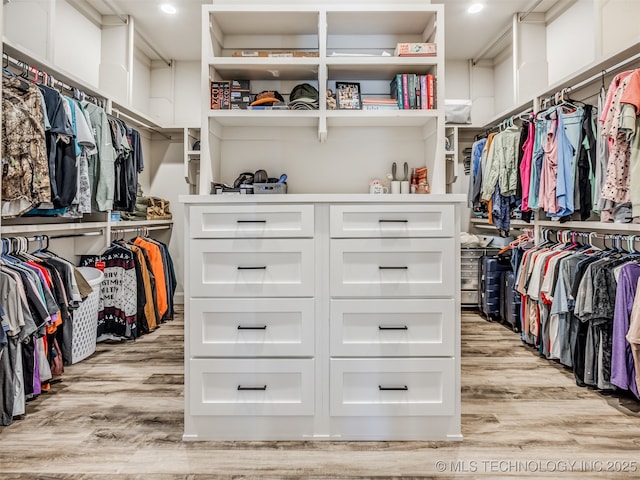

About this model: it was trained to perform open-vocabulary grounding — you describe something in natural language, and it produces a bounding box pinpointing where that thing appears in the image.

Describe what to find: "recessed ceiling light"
[467,3,484,14]
[160,4,177,15]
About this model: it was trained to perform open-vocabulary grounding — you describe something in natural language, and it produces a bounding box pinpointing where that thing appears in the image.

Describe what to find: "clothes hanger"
[2,61,30,92]
[557,88,584,112]
[628,235,638,255]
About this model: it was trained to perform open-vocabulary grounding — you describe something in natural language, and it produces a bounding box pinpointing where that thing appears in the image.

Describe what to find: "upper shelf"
[326,10,437,36]
[208,10,319,36]
[326,109,438,127]
[206,56,439,82]
[207,58,319,81]
[327,58,439,81]
[208,109,320,127]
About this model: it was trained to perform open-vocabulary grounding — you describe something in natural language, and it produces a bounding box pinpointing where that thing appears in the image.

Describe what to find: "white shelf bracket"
[318,116,327,143]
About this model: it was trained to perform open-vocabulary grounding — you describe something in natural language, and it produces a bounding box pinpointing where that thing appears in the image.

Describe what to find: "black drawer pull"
[237,220,266,223]
[379,219,408,223]
[379,266,408,270]
[378,385,408,391]
[378,325,408,330]
[237,266,267,270]
[237,325,267,330]
[237,385,267,391]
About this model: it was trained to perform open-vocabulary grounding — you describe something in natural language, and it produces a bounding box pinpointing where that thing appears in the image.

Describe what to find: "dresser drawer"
[189,239,314,297]
[461,290,478,305]
[190,298,314,357]
[460,266,479,281]
[460,256,481,268]
[189,204,314,238]
[330,204,454,238]
[461,276,478,290]
[190,359,314,416]
[330,238,455,297]
[330,358,455,416]
[330,299,454,356]
[460,247,499,258]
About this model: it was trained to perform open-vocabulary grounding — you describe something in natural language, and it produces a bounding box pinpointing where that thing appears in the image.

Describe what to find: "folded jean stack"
[120,183,172,221]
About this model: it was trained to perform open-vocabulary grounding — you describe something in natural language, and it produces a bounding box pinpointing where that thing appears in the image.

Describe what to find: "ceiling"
[82,0,562,63]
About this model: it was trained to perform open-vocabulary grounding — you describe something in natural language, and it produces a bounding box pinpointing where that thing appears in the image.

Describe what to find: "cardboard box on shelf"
[394,42,437,57]
[232,50,319,58]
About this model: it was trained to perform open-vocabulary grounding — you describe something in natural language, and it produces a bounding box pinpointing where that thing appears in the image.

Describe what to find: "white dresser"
[181,194,464,441]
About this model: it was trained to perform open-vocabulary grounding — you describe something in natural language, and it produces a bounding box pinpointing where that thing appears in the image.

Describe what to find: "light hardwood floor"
[1,307,639,479]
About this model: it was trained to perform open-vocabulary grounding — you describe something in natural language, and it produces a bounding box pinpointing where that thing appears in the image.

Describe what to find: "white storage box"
[445,99,472,124]
[71,266,104,364]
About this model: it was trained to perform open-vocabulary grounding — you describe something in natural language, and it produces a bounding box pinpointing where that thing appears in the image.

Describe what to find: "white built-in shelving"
[199,0,446,195]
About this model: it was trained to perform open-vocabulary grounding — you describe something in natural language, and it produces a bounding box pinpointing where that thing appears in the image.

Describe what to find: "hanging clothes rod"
[482,106,533,132]
[49,231,104,240]
[11,231,104,242]
[539,227,640,250]
[110,108,172,139]
[111,225,171,234]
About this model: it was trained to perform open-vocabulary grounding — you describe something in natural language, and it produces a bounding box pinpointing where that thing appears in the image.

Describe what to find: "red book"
[426,74,435,109]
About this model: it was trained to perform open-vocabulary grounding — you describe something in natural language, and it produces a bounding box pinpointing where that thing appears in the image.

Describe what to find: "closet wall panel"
[54,0,101,87]
[172,61,201,125]
[3,2,49,60]
[516,15,547,104]
[601,1,640,56]
[545,1,595,85]
[149,138,192,303]
[99,20,130,103]
[133,48,152,114]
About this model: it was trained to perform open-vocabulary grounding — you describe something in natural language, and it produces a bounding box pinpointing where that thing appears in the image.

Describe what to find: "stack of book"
[210,80,252,109]
[210,81,231,109]
[389,73,436,110]
[362,98,399,111]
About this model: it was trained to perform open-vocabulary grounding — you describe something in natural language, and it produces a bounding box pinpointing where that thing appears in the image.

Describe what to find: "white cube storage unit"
[182,194,464,441]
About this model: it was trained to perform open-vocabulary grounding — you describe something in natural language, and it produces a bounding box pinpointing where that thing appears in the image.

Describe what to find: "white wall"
[147,60,200,127]
[516,15,547,104]
[149,60,173,125]
[173,61,201,126]
[4,0,101,88]
[3,0,50,58]
[99,21,130,104]
[601,0,640,55]
[54,0,101,87]
[493,51,514,115]
[133,48,151,113]
[546,0,595,85]
[149,138,189,302]
[445,60,470,99]
[469,61,494,127]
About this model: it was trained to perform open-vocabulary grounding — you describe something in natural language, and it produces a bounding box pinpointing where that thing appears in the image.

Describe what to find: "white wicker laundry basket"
[71,266,104,364]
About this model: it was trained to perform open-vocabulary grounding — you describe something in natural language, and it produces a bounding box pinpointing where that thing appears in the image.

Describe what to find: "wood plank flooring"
[1,307,639,479]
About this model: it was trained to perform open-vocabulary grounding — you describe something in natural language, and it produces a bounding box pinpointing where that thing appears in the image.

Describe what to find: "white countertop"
[179,193,467,204]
